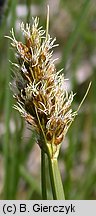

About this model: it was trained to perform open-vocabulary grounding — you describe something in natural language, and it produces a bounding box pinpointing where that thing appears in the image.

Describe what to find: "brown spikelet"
[7,15,76,155]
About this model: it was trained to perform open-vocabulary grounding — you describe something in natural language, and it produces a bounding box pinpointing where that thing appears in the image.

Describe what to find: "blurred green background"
[0,0,96,200]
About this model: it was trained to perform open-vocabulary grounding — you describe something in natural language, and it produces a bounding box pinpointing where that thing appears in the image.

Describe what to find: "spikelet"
[7,11,77,157]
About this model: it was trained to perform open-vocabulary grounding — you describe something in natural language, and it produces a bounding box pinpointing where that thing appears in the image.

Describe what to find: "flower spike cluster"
[8,16,76,156]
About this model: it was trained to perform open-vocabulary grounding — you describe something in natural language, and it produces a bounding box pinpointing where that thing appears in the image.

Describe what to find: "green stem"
[41,150,47,199]
[48,156,65,200]
[61,0,91,69]
[9,126,22,199]
[34,106,64,199]
[3,0,17,199]
[3,76,11,200]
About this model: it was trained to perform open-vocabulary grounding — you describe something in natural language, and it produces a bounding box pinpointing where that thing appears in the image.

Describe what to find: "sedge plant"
[6,6,91,200]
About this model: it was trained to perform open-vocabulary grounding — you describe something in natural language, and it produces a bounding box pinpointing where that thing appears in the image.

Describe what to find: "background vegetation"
[0,0,96,199]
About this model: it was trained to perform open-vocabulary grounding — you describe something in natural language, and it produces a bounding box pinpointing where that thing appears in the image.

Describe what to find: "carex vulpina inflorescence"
[7,13,76,157]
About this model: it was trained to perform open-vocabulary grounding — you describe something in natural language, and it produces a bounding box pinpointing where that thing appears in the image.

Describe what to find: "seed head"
[8,14,76,156]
